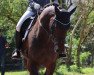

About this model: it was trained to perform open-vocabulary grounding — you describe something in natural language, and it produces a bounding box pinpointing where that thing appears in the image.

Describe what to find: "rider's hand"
[33,2,40,10]
[29,2,40,10]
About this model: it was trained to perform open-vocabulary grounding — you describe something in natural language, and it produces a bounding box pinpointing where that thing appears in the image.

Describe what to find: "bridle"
[37,14,68,52]
[50,15,70,33]
[54,18,70,26]
[37,14,70,36]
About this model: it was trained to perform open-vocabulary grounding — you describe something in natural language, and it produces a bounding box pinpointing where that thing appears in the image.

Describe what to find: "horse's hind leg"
[45,63,56,75]
[27,60,39,75]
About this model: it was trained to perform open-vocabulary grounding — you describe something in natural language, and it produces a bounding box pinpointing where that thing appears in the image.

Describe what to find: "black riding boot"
[12,31,22,59]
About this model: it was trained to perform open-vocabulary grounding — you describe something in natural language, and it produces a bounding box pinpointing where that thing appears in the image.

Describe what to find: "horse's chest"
[30,37,45,50]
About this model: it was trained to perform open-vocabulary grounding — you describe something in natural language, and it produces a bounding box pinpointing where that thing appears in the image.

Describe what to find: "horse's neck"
[31,6,55,42]
[39,6,55,30]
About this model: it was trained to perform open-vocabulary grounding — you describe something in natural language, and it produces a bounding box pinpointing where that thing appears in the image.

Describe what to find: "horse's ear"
[68,4,77,15]
[55,6,60,15]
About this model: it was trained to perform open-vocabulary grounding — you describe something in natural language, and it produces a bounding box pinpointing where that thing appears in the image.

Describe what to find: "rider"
[12,0,60,59]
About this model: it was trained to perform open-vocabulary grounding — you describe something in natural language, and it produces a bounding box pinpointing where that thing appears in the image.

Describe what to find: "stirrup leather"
[22,17,35,41]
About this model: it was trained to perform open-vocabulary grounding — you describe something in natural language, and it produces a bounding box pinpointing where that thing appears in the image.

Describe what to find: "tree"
[67,0,94,69]
[0,0,27,70]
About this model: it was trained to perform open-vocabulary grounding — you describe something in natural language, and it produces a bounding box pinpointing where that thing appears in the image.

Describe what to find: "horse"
[21,5,76,75]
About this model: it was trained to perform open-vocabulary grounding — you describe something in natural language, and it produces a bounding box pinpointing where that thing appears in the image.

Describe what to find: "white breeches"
[16,9,35,32]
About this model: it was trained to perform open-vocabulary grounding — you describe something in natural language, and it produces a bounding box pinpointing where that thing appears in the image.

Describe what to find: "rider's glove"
[33,2,40,10]
[29,2,40,10]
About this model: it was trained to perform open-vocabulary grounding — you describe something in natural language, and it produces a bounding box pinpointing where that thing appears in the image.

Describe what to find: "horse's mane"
[39,5,55,25]
[39,5,67,21]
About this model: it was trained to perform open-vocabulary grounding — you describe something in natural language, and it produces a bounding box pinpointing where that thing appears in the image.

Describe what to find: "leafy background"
[0,0,94,74]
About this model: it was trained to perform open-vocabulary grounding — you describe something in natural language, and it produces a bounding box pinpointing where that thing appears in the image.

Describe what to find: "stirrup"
[22,29,29,41]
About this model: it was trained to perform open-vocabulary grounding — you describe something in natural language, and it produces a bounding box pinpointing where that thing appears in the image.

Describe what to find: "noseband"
[50,16,70,34]
[54,18,70,26]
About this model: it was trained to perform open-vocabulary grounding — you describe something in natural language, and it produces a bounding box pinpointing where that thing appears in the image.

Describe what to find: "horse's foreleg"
[44,63,56,75]
[27,60,39,75]
[30,64,39,75]
[23,58,27,69]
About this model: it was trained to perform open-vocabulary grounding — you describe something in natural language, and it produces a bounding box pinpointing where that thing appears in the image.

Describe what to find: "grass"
[0,70,94,75]
[0,71,28,75]
[0,66,94,75]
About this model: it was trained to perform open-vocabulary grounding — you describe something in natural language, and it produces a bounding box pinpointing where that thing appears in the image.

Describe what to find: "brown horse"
[21,5,76,75]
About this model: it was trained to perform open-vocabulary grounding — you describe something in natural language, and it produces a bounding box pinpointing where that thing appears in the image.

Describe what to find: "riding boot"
[12,31,22,59]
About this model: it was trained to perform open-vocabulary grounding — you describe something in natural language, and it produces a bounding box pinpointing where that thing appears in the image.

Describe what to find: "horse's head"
[55,5,77,30]
[52,5,76,53]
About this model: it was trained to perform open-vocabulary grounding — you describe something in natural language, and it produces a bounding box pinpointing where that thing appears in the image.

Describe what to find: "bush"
[81,68,94,74]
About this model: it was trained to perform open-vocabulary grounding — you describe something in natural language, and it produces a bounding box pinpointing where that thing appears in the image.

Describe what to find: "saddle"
[20,15,38,41]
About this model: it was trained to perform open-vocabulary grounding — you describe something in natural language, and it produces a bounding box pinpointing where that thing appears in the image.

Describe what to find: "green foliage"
[0,0,27,42]
[39,68,46,75]
[71,38,79,64]
[4,71,28,75]
[88,11,94,24]
[0,0,94,72]
[80,52,91,64]
[0,0,28,70]
[1,67,94,75]
[55,65,67,75]
[0,0,28,44]
[70,65,82,72]
[81,68,94,74]
[70,65,78,71]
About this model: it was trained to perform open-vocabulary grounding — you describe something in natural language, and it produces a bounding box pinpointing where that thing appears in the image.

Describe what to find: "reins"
[37,12,70,35]
[37,11,50,35]
[37,11,56,43]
